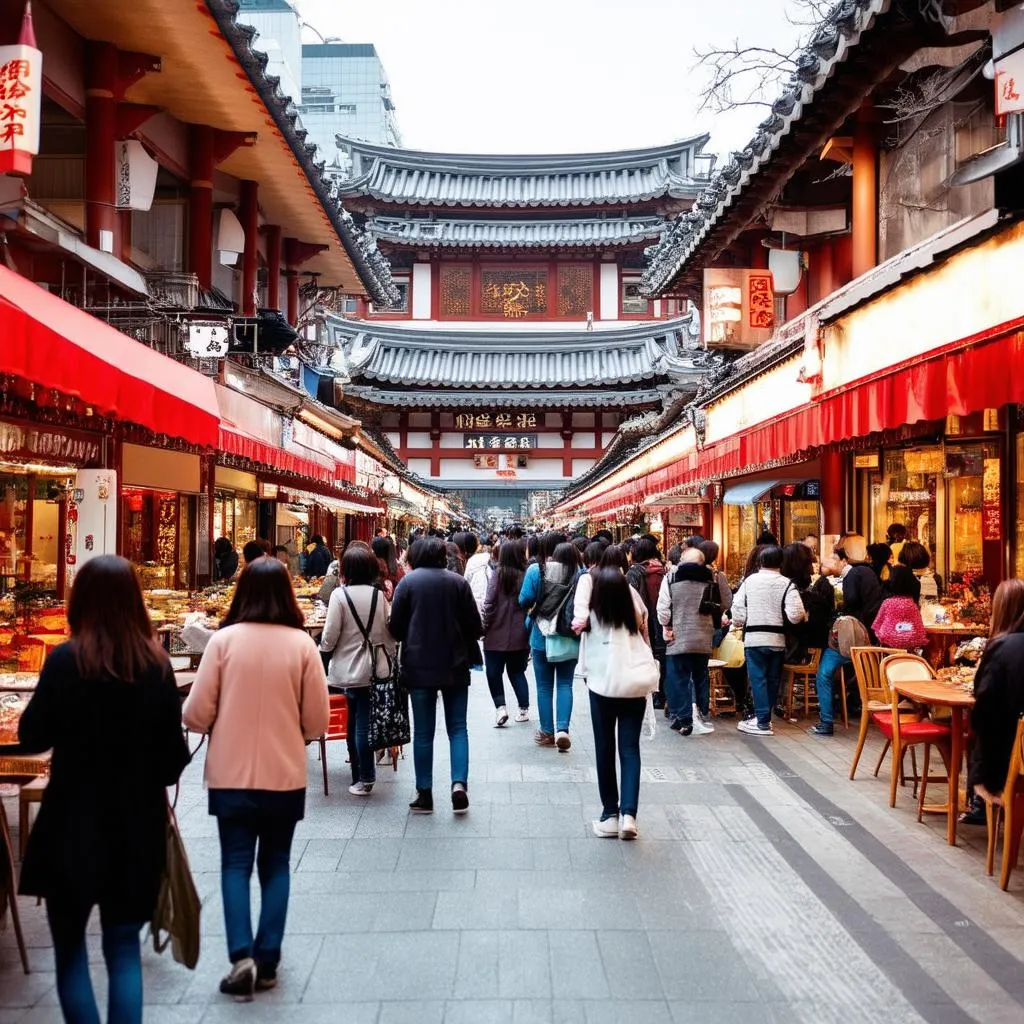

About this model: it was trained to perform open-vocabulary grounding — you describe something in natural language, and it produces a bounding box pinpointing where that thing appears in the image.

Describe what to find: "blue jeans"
[216,792,300,966]
[532,646,577,735]
[666,652,710,723]
[815,647,851,726]
[745,647,785,728]
[345,687,375,785]
[46,901,143,1024]
[484,649,530,710]
[589,690,646,818]
[409,686,469,791]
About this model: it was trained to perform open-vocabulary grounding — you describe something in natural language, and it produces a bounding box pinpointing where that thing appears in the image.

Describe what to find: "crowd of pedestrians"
[14,521,1024,1012]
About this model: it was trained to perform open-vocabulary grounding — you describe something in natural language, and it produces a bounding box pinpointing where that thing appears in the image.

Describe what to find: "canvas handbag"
[151,793,201,969]
[714,627,746,669]
[581,617,660,699]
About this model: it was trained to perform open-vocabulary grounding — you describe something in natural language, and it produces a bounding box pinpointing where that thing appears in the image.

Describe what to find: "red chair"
[317,695,348,797]
[881,655,953,819]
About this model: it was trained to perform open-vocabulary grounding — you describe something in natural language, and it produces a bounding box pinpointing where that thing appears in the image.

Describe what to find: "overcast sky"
[295,0,813,160]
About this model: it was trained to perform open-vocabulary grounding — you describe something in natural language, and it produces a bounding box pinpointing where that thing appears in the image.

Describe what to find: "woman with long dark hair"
[481,539,531,725]
[519,538,580,750]
[19,555,190,1023]
[582,567,656,840]
[184,557,329,1000]
[371,534,404,600]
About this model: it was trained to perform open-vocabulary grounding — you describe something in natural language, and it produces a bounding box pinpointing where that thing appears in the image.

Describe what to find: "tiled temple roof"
[334,136,712,208]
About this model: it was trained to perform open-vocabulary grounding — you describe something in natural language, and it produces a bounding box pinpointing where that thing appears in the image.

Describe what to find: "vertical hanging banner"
[702,268,775,350]
[0,3,42,177]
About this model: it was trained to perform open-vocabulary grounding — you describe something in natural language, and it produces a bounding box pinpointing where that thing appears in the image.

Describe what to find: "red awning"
[0,265,219,447]
[219,427,348,487]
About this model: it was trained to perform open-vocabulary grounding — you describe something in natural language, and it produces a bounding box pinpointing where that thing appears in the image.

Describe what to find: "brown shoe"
[534,730,555,747]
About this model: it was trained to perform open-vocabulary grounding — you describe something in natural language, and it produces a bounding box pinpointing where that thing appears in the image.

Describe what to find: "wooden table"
[924,624,986,668]
[707,659,734,716]
[891,677,975,846]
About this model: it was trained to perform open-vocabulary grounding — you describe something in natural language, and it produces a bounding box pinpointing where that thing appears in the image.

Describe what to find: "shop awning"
[0,265,219,447]
[219,427,342,487]
[284,486,384,516]
[722,480,783,505]
[643,492,705,508]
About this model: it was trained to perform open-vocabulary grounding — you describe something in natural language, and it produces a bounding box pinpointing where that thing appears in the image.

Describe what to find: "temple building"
[314,136,720,521]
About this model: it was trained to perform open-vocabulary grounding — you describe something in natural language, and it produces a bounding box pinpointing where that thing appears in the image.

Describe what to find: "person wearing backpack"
[871,565,927,651]
[657,547,717,736]
[319,546,396,795]
[626,538,668,709]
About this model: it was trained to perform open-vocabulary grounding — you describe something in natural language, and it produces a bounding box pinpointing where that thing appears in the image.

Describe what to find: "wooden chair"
[975,715,1024,888]
[782,649,822,720]
[849,646,910,780]
[317,694,349,797]
[882,654,952,816]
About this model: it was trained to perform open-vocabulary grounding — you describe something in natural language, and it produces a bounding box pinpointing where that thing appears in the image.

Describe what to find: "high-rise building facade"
[300,44,402,163]
[235,0,303,102]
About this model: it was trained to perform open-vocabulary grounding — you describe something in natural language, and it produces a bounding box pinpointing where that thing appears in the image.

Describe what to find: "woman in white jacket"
[319,546,396,795]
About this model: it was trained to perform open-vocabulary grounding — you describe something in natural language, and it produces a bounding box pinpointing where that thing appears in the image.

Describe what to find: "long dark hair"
[599,544,629,573]
[539,531,568,567]
[497,538,526,596]
[781,542,814,590]
[743,544,767,580]
[990,578,1024,638]
[548,541,579,578]
[222,557,305,629]
[590,567,639,635]
[67,554,166,681]
[371,535,399,579]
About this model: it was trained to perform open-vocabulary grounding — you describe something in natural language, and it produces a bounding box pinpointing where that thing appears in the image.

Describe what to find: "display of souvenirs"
[945,569,992,626]
[0,692,29,746]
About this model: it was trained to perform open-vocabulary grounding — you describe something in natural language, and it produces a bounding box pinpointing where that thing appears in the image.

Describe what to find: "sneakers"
[514,707,530,723]
[409,789,434,814]
[348,781,373,796]
[808,722,834,737]
[220,958,256,1001]
[737,717,773,736]
[669,717,684,732]
[534,730,555,747]
[255,963,277,992]
[495,706,509,728]
[680,723,694,737]
[619,814,639,841]
[592,816,620,838]
[691,705,714,735]
[555,731,572,752]
[452,784,469,815]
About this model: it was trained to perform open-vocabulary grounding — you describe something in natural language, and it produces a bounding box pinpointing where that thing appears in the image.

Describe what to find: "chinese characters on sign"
[0,38,41,176]
[702,269,775,350]
[983,458,1001,541]
[464,434,537,451]
[481,270,547,319]
[747,272,774,329]
[454,413,537,430]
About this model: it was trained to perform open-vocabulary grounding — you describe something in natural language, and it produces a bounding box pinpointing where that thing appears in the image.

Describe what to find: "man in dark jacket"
[389,536,483,816]
[304,535,333,579]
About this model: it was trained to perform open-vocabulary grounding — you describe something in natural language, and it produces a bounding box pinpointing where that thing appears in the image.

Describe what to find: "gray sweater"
[656,563,716,656]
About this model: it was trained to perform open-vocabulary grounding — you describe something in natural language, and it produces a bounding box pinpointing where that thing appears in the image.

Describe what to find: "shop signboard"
[0,26,42,177]
[702,268,775,350]
[464,434,537,450]
[0,420,101,465]
[983,458,1001,541]
[454,413,538,430]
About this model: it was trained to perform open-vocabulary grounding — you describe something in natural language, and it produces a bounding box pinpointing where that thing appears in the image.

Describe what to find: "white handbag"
[582,616,661,700]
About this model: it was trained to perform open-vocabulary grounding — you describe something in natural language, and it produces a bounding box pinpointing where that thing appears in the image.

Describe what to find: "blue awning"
[722,479,784,505]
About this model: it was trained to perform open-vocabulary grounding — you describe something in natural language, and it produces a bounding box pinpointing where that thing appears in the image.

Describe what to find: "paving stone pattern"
[3,669,1024,1023]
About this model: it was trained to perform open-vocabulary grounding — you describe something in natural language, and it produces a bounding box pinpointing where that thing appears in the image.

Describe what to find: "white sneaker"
[555,731,572,752]
[495,706,509,727]
[691,705,714,735]
[514,707,530,723]
[737,717,773,736]
[592,816,619,838]
[348,781,373,796]
[619,814,639,841]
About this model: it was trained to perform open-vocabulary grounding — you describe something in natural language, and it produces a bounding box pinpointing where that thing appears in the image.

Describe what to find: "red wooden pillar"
[240,180,259,316]
[561,410,574,477]
[820,448,846,538]
[852,112,879,279]
[429,412,441,477]
[190,125,215,290]
[265,225,282,311]
[285,270,300,327]
[85,42,118,256]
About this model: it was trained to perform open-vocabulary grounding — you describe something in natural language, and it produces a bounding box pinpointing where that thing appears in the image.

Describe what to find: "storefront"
[213,467,259,552]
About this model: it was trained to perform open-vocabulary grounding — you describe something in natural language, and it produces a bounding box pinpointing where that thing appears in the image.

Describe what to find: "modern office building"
[235,0,303,103]
[300,43,403,163]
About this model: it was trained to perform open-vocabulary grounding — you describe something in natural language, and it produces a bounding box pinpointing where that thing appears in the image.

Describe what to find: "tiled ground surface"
[3,671,1024,1023]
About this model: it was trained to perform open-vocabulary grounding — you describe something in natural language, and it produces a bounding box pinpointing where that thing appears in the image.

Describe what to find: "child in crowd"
[872,565,927,651]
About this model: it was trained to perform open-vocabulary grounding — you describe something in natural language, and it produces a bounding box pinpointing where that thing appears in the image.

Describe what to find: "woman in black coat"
[388,536,483,816]
[18,555,190,1023]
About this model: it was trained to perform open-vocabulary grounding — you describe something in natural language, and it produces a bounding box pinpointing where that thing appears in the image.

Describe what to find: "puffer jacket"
[656,562,715,656]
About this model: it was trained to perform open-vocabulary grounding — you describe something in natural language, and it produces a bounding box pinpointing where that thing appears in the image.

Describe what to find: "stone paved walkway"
[3,671,1024,1023]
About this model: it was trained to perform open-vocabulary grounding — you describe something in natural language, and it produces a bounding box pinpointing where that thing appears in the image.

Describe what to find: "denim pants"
[666,652,710,723]
[46,900,143,1024]
[409,685,469,791]
[484,649,531,710]
[345,687,375,785]
[745,647,785,728]
[589,690,646,818]
[815,647,851,726]
[215,790,301,966]
[532,646,577,735]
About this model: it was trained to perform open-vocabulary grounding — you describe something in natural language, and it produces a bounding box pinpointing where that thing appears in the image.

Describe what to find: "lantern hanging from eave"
[0,2,42,177]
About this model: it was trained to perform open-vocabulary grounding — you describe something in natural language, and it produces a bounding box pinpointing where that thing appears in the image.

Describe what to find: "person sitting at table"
[898,541,941,607]
[872,566,927,651]
[962,578,1024,826]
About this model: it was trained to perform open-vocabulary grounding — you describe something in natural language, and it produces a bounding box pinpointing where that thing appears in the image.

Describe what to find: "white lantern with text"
[0,4,42,177]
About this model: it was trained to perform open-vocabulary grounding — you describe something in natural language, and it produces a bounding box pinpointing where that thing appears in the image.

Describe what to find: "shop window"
[725,501,773,581]
[782,500,820,545]
[122,488,180,590]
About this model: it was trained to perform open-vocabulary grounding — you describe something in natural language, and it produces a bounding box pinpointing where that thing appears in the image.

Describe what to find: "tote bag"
[583,618,660,699]
[151,796,201,969]
[368,647,412,751]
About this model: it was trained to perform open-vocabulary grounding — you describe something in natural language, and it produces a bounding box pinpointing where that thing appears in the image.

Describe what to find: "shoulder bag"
[151,789,201,970]
[584,621,660,699]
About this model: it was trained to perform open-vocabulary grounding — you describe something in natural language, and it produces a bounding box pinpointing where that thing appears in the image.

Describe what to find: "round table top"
[924,624,987,635]
[891,678,975,707]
